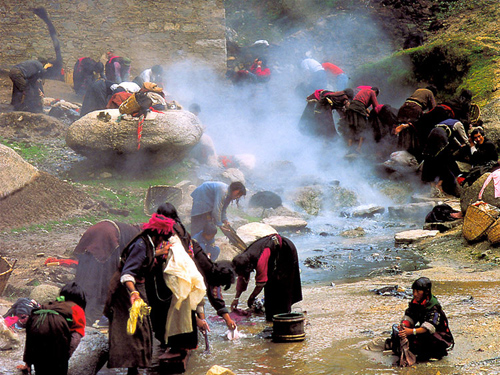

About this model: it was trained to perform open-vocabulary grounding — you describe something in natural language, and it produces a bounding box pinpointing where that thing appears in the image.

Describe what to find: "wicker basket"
[487,218,500,244]
[463,204,496,241]
[0,257,14,296]
[119,94,140,115]
[143,185,183,216]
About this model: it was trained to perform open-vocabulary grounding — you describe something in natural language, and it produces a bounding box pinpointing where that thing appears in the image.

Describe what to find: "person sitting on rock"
[390,277,454,366]
[463,126,498,167]
[457,126,500,186]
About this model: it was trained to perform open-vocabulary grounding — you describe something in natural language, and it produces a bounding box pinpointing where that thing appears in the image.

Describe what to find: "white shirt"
[301,58,324,73]
[139,69,153,83]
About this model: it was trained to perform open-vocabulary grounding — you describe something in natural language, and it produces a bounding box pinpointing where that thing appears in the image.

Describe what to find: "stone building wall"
[0,0,226,76]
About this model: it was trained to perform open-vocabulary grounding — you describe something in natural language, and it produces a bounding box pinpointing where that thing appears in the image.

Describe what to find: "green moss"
[0,137,49,164]
[353,37,499,104]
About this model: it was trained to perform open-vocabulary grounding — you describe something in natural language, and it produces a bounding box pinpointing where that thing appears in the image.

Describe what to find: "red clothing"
[250,63,271,77]
[255,247,271,283]
[71,304,86,337]
[353,88,379,110]
[107,91,133,109]
[322,62,344,76]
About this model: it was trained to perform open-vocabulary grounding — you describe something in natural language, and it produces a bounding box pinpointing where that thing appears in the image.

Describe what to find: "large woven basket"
[143,185,183,216]
[487,218,500,244]
[0,257,14,296]
[463,204,496,241]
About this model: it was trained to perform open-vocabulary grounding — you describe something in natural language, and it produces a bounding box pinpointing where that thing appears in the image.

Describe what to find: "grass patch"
[353,36,499,103]
[0,137,49,165]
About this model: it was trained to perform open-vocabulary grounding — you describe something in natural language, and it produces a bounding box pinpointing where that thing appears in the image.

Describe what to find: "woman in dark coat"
[421,127,461,197]
[231,234,302,321]
[104,213,175,375]
[298,88,353,139]
[145,203,200,353]
[24,282,87,375]
[73,220,141,324]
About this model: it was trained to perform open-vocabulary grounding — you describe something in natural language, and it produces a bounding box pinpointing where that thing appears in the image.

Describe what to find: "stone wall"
[0,0,226,76]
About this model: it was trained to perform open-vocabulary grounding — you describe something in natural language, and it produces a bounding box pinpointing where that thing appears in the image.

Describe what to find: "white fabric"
[146,92,166,106]
[253,40,269,46]
[163,234,206,340]
[117,81,141,93]
[301,58,324,73]
[226,326,246,340]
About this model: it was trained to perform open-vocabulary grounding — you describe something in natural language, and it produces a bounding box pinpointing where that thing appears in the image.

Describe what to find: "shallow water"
[293,214,429,285]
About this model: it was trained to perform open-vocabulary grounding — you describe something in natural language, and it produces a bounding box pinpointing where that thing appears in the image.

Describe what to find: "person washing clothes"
[231,233,302,322]
[190,181,246,236]
[390,277,454,366]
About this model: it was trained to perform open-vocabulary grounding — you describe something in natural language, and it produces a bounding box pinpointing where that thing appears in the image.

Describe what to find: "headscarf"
[142,213,175,236]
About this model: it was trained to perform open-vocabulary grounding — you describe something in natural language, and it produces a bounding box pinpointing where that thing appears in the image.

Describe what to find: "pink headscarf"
[142,213,175,236]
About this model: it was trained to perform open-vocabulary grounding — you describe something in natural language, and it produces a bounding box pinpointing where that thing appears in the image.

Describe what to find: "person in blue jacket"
[192,222,220,261]
[190,181,246,235]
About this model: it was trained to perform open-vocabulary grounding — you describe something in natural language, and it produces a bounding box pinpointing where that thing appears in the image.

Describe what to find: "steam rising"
[160,8,425,211]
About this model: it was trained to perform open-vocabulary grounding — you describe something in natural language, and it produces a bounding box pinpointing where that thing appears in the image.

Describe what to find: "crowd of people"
[16,179,303,374]
[6,46,489,372]
[299,79,497,197]
[13,174,457,372]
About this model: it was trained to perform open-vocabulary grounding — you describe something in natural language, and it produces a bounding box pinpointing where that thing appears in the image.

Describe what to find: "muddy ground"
[0,76,500,374]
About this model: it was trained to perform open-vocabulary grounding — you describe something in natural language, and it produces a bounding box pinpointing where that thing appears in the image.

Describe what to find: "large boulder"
[236,222,277,245]
[0,146,93,229]
[461,172,500,213]
[69,328,108,375]
[0,144,39,198]
[262,216,308,232]
[66,109,203,163]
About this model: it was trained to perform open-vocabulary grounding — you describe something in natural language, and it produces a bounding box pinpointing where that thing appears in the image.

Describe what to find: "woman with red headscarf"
[104,213,177,375]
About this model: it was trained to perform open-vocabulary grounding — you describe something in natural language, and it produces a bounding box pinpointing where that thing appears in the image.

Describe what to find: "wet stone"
[352,205,385,218]
[394,229,439,244]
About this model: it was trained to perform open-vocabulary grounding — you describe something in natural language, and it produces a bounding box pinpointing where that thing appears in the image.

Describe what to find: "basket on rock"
[463,201,500,242]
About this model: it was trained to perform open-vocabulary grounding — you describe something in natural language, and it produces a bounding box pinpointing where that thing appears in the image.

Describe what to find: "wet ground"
[89,259,500,375]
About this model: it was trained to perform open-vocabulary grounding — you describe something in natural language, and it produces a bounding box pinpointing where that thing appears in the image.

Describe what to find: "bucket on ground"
[272,312,305,342]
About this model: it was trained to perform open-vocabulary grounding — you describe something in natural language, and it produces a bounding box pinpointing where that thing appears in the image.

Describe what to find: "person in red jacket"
[249,58,271,83]
[322,62,348,91]
[345,86,380,154]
